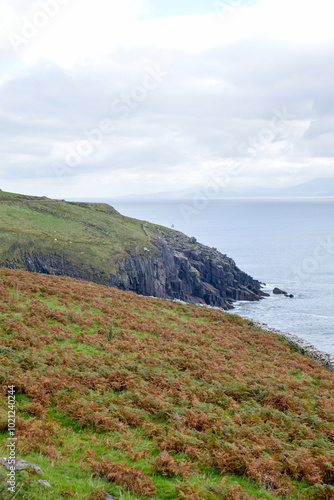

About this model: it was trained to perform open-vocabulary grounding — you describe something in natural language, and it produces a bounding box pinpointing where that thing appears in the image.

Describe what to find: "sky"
[0,0,333,198]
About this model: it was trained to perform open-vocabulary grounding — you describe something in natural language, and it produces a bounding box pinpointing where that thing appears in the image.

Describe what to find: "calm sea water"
[104,198,334,355]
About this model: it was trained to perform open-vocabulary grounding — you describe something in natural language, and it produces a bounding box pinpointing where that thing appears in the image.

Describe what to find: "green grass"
[0,191,173,281]
[0,190,41,198]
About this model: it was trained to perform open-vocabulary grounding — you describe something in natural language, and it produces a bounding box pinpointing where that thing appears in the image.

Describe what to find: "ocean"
[105,198,334,355]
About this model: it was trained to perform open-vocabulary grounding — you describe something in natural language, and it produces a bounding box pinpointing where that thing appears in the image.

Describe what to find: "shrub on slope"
[0,267,333,499]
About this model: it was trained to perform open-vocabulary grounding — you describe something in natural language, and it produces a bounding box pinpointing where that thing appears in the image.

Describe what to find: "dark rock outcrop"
[273,287,287,295]
[109,228,267,309]
[273,287,294,298]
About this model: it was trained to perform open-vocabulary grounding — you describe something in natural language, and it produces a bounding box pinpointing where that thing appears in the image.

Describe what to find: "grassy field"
[0,192,164,278]
[0,267,334,499]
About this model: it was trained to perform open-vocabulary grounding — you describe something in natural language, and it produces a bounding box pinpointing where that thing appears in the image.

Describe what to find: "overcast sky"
[0,0,333,198]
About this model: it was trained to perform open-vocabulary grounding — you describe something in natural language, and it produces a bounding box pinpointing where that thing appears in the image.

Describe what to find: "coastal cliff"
[111,228,265,308]
[0,193,265,308]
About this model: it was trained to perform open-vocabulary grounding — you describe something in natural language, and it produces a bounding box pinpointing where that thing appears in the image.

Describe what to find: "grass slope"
[0,267,334,499]
[0,191,162,277]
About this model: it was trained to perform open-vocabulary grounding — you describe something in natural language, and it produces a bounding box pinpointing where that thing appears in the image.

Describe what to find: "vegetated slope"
[0,268,334,500]
[0,192,265,309]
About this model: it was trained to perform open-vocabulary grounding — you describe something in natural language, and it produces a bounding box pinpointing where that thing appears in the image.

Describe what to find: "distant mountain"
[232,178,334,199]
[115,177,334,200]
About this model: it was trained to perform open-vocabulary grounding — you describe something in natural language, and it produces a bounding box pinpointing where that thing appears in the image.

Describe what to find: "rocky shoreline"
[247,319,334,373]
[170,298,334,372]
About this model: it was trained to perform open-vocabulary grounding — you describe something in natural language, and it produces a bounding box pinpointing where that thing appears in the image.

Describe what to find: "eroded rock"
[273,287,294,298]
[37,480,51,487]
[1,458,44,474]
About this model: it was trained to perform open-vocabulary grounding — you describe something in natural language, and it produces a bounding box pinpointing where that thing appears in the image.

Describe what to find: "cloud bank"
[0,0,333,197]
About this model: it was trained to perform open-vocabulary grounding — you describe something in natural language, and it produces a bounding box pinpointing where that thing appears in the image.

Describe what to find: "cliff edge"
[0,193,266,308]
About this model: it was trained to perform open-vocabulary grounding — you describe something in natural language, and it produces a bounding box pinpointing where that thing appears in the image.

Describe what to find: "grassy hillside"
[0,268,334,499]
[0,191,158,276]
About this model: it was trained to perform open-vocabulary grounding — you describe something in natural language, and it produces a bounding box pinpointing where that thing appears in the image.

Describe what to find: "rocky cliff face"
[4,225,266,310]
[110,227,266,309]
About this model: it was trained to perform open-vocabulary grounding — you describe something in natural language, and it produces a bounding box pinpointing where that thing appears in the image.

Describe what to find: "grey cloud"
[1,31,334,195]
[303,118,334,157]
